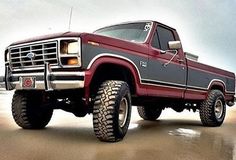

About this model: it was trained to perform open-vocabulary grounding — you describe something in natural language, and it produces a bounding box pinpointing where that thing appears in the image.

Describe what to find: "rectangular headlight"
[60,38,81,67]
[68,42,80,54]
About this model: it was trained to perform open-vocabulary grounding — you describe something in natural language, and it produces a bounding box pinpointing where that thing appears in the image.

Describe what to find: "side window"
[157,26,175,51]
[151,31,160,49]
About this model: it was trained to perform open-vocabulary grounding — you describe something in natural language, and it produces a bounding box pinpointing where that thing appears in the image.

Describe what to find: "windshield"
[94,22,152,43]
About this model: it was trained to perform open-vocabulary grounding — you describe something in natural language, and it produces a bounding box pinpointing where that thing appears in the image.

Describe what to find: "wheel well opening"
[210,85,224,93]
[90,63,136,97]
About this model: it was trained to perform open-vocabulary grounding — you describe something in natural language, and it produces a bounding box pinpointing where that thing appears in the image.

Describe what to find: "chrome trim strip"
[142,78,186,87]
[5,65,14,90]
[142,81,186,90]
[11,58,57,64]
[13,80,84,90]
[12,73,44,76]
[8,65,60,72]
[188,79,235,94]
[11,71,85,77]
[44,62,52,91]
[87,53,235,94]
[52,72,85,76]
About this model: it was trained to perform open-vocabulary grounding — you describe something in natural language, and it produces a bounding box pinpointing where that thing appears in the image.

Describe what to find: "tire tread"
[93,80,131,142]
[199,90,226,127]
[12,91,53,129]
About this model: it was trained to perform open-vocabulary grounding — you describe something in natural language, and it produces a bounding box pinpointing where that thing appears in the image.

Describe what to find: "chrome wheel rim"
[214,99,223,119]
[119,97,128,128]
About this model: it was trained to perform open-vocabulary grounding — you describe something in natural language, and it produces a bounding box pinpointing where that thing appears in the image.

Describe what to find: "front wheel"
[199,90,226,127]
[12,90,53,129]
[93,80,132,142]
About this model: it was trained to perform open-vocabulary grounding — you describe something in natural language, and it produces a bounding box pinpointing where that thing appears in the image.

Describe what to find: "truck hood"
[10,32,148,54]
[10,32,82,46]
[81,33,148,54]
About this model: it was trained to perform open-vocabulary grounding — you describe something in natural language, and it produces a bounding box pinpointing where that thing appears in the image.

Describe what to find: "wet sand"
[0,91,235,160]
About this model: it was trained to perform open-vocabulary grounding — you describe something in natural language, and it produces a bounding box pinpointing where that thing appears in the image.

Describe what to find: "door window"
[157,26,175,50]
[151,31,160,49]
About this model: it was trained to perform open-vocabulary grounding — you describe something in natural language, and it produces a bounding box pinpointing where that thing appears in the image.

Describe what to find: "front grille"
[9,41,58,69]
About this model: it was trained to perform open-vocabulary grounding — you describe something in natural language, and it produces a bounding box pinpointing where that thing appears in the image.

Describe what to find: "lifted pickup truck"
[4,20,235,142]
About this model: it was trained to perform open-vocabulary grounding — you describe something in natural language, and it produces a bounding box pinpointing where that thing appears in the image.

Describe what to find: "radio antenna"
[68,7,73,31]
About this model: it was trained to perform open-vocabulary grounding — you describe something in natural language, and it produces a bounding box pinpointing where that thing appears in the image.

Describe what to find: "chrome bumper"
[5,63,85,91]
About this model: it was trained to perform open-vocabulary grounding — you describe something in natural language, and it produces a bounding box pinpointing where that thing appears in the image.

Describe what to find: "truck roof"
[94,20,176,32]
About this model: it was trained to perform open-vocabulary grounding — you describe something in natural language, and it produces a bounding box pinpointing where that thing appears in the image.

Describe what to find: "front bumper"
[5,63,85,91]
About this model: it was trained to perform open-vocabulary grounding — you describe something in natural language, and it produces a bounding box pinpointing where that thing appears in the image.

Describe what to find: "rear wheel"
[137,106,162,121]
[199,90,226,127]
[12,90,53,129]
[93,80,132,142]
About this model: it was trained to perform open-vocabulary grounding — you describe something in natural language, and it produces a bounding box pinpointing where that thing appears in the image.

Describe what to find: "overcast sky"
[0,0,236,74]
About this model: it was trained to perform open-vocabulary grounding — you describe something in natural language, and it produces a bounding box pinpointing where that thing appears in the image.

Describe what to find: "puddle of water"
[168,128,201,138]
[168,127,236,160]
[129,123,138,130]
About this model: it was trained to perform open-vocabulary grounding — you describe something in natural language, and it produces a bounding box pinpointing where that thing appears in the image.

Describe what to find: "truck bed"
[185,59,235,101]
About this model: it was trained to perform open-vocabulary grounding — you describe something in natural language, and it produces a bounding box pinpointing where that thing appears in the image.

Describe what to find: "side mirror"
[168,41,182,50]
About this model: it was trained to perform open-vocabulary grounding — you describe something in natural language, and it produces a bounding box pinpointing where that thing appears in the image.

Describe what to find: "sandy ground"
[0,91,235,160]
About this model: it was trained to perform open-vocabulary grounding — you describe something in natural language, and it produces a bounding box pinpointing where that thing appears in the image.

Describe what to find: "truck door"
[147,25,187,98]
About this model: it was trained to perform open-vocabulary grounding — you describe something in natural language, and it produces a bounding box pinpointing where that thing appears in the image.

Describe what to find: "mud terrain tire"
[93,80,131,142]
[12,90,53,129]
[199,90,226,127]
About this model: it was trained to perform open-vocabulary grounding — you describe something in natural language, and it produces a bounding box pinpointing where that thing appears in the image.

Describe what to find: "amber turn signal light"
[67,58,78,65]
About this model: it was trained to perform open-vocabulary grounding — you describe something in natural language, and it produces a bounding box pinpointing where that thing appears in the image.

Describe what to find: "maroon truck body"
[4,21,235,142]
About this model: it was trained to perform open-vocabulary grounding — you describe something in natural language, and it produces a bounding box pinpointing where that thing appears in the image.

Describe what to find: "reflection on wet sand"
[168,128,201,138]
[128,119,236,160]
[0,91,235,160]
